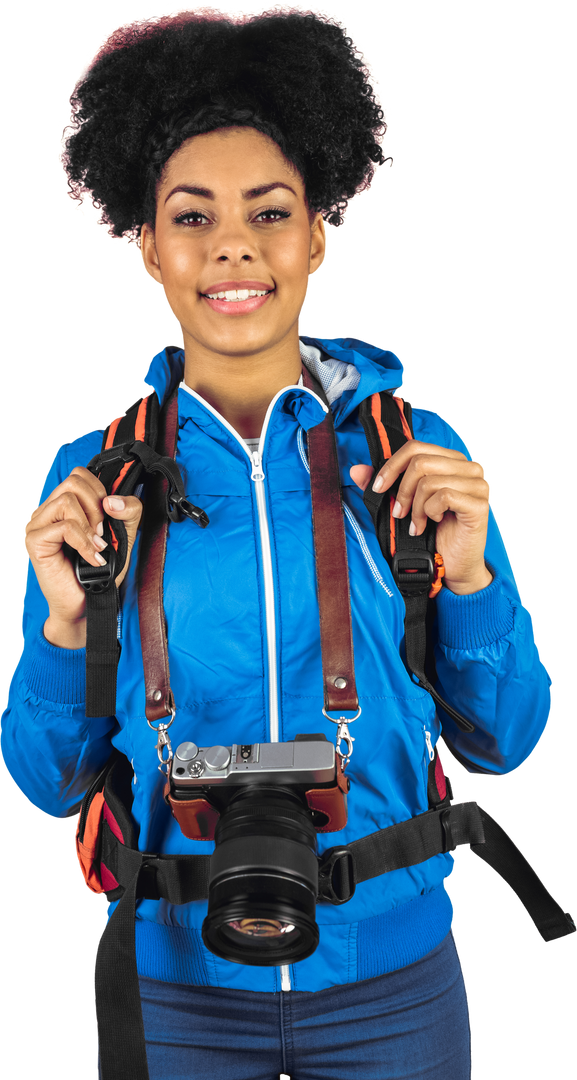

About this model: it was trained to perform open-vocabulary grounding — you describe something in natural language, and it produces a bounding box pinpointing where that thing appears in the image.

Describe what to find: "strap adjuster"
[392,549,435,591]
[75,548,117,594]
[88,444,137,475]
[317,847,356,904]
[440,808,456,852]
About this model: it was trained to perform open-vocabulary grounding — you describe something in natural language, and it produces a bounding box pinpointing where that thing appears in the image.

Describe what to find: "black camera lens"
[201,787,319,965]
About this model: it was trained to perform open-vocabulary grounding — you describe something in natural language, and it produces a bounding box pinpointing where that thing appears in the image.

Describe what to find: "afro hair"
[63,8,387,240]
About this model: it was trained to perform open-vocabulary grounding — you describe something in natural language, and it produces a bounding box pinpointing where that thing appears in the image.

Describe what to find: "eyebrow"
[164,181,298,205]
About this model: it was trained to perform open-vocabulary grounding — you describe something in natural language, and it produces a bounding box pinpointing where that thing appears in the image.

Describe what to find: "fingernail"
[95,552,107,566]
[96,520,104,537]
[372,475,384,493]
[392,500,402,518]
[409,521,417,536]
[106,497,125,511]
[93,535,108,551]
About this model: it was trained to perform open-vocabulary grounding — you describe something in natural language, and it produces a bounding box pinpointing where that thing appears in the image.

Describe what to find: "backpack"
[74,372,574,1080]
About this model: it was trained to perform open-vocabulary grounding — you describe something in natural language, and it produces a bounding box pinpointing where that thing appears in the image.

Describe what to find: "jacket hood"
[144,338,403,427]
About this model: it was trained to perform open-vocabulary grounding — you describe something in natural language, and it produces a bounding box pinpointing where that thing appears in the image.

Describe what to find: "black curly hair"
[63,8,387,240]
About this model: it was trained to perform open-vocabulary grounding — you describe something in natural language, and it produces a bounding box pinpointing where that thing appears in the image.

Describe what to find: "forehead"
[159,126,304,192]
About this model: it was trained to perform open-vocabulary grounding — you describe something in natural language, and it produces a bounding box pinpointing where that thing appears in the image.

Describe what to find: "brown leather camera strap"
[137,387,179,724]
[302,367,359,714]
[137,374,358,723]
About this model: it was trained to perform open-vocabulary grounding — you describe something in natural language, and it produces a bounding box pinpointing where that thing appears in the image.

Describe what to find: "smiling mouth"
[200,287,274,316]
[200,289,275,302]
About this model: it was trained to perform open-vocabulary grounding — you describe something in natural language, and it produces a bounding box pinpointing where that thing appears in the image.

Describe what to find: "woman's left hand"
[350,442,493,595]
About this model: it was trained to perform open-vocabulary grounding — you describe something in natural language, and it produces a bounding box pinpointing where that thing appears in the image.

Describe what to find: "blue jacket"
[1,337,550,993]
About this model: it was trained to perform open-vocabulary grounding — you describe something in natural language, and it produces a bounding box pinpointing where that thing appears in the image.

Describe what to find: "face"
[141,127,325,361]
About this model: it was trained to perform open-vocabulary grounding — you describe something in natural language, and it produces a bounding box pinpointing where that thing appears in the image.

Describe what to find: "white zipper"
[424,728,435,762]
[250,445,280,741]
[251,391,327,995]
[180,382,327,995]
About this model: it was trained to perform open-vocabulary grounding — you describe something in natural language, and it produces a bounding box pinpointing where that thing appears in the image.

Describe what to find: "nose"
[211,218,258,265]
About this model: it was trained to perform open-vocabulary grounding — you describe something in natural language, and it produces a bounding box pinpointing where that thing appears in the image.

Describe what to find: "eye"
[173,209,211,227]
[170,210,289,230]
[258,207,291,222]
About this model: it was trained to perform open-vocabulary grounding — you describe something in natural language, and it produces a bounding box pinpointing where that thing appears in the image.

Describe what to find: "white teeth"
[205,288,270,301]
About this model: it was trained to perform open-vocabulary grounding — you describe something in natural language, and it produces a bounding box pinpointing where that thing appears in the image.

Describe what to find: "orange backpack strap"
[358,391,474,733]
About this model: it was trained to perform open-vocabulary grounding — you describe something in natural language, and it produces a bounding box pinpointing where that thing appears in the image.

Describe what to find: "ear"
[311,211,330,276]
[137,222,160,287]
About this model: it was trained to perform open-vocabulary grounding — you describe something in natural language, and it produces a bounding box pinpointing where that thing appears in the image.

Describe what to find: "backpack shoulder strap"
[76,391,208,718]
[358,391,475,734]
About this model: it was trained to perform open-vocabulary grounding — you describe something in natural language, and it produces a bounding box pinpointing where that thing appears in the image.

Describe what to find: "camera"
[165,734,349,965]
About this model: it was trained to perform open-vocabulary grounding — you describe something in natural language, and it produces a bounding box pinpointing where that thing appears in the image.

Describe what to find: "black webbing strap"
[94,796,573,1077]
[84,580,121,718]
[96,827,211,1080]
[319,801,575,941]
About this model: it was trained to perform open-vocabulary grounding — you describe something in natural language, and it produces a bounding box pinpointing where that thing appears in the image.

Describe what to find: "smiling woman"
[61,8,384,440]
[1,7,573,1080]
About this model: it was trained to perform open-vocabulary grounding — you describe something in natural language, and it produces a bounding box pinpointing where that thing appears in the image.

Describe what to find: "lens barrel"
[202,787,320,965]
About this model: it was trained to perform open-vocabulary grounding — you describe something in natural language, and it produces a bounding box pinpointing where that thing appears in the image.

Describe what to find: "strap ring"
[322,706,362,724]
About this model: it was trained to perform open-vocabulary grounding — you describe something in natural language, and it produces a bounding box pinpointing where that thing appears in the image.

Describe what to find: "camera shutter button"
[205,745,231,771]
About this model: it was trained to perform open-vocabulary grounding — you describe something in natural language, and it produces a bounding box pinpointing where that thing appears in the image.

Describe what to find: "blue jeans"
[134,932,470,1079]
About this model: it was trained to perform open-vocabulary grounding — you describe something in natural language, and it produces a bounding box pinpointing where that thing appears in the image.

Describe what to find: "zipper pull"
[251,450,265,482]
[424,728,435,762]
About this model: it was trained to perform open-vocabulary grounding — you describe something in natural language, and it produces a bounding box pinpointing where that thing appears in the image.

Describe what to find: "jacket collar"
[144,338,404,429]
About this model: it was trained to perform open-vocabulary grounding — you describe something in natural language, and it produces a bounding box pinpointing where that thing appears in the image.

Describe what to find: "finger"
[26,509,109,570]
[393,456,484,520]
[33,468,108,536]
[371,441,468,494]
[410,475,489,535]
[421,486,490,530]
[26,490,108,557]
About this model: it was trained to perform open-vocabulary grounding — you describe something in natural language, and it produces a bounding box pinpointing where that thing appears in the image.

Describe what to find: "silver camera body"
[170,737,335,791]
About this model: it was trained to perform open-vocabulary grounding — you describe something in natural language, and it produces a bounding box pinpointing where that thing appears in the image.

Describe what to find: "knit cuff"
[435,569,515,650]
[23,629,87,705]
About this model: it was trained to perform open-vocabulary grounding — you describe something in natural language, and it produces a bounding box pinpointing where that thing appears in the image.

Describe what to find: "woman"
[0,9,560,1079]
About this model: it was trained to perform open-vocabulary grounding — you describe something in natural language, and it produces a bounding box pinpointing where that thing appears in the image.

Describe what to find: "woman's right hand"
[25,466,143,648]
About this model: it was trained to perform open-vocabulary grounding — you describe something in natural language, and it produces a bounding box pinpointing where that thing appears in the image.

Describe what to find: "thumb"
[103,495,143,544]
[349,464,374,491]
[103,495,143,588]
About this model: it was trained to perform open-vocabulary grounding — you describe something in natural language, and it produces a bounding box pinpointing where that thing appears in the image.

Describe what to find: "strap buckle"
[440,807,457,852]
[167,494,210,527]
[317,847,356,904]
[87,444,137,475]
[75,548,117,594]
[392,549,435,591]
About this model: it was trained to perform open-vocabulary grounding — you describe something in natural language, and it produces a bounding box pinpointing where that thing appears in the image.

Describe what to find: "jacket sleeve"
[1,434,117,817]
[412,408,551,775]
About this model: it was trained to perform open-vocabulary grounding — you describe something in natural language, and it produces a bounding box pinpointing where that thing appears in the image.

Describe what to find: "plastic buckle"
[317,847,356,905]
[392,549,435,591]
[170,494,211,527]
[75,548,117,594]
[87,443,137,476]
[138,857,162,901]
[440,808,456,853]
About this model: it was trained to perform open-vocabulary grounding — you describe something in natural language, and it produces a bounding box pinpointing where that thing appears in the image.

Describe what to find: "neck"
[182,330,303,438]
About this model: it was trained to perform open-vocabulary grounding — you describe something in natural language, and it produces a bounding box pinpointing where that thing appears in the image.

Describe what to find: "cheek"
[267,231,311,284]
[162,243,201,288]
[153,222,200,290]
